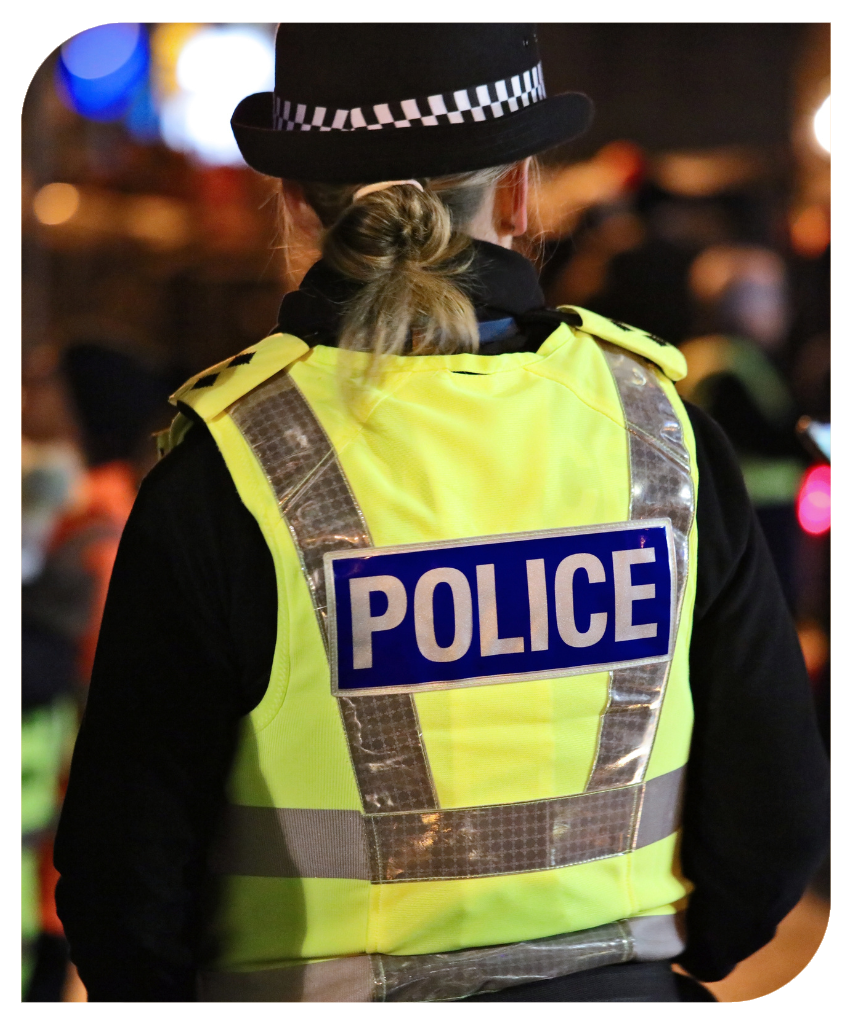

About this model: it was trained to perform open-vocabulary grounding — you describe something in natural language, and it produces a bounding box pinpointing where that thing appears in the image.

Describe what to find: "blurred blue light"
[57,23,149,121]
[125,78,161,143]
[61,24,140,79]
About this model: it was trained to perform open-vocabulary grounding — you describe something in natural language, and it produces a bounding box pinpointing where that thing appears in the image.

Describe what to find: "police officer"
[55,24,828,1002]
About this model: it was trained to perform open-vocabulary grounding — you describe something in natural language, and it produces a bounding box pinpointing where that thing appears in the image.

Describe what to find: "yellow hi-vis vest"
[163,308,698,1002]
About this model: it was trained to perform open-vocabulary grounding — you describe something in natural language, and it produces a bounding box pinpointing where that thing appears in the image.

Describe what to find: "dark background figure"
[22,341,176,1001]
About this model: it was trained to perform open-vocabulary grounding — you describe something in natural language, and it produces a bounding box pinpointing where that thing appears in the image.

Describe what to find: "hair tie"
[353,180,424,200]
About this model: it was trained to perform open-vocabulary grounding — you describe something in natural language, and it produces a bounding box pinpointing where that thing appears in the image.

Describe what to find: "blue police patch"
[325,520,676,697]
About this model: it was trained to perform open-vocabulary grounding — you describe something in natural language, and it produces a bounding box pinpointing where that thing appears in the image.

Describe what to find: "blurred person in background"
[677,246,806,609]
[54,23,827,1003]
[22,341,173,1000]
[22,428,83,998]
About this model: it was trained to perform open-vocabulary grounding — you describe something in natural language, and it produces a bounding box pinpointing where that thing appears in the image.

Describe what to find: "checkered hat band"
[273,62,546,132]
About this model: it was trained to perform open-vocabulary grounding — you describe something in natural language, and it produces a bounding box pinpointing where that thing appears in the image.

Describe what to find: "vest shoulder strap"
[169,333,310,422]
[556,305,687,382]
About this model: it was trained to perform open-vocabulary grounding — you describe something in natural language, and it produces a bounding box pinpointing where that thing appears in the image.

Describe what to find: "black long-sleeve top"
[54,242,829,1001]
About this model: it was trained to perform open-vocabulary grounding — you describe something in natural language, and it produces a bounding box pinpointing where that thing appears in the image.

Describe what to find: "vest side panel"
[626,831,693,919]
[207,877,371,970]
[204,414,361,812]
[206,849,690,969]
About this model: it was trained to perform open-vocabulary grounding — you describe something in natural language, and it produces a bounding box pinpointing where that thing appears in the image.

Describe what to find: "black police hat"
[231,24,593,182]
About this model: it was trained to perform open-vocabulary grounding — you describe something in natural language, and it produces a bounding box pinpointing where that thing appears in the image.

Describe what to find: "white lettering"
[414,568,473,662]
[476,564,524,656]
[350,575,407,669]
[612,548,657,641]
[554,553,607,648]
[525,558,549,651]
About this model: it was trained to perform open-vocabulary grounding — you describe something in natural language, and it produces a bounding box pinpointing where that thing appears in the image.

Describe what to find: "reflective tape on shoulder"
[209,766,684,883]
[230,372,439,815]
[585,344,695,792]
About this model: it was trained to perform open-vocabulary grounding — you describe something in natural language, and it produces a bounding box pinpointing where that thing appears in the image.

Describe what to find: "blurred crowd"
[22,341,179,998]
[21,23,830,1001]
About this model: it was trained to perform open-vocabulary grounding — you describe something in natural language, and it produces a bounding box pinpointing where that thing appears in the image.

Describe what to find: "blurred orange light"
[796,619,829,681]
[33,182,80,225]
[150,23,203,102]
[790,205,830,258]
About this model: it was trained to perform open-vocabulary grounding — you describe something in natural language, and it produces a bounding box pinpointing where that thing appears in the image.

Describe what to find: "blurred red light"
[797,465,830,535]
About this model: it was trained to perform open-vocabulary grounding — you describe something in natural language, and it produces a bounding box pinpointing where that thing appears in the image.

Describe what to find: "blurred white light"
[163,25,273,165]
[160,92,244,166]
[813,95,830,155]
[176,25,274,98]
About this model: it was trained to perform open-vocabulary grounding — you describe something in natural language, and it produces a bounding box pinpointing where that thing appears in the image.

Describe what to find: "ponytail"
[294,165,514,375]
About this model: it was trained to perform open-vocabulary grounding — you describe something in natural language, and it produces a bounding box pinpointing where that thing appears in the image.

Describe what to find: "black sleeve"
[692,372,803,459]
[677,401,829,982]
[53,421,278,1002]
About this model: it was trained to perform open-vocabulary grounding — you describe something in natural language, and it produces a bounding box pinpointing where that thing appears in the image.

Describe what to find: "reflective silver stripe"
[209,767,684,882]
[230,373,438,813]
[636,767,686,850]
[369,765,683,881]
[375,920,631,1001]
[338,694,438,813]
[230,373,372,635]
[586,345,695,791]
[209,806,370,879]
[198,913,683,1001]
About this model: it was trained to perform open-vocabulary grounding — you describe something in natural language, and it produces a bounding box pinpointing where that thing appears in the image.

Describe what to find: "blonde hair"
[286,165,516,375]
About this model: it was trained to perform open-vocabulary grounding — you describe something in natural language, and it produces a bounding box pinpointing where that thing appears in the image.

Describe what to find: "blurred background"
[21,22,830,1002]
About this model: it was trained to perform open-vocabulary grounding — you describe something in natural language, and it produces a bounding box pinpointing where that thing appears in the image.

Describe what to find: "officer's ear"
[493,159,530,242]
[280,180,324,241]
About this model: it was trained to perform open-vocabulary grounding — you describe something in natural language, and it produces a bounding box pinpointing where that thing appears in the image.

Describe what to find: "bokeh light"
[790,205,830,258]
[160,25,274,166]
[796,464,830,535]
[176,26,273,96]
[33,183,80,225]
[57,23,149,121]
[61,24,140,80]
[813,94,830,155]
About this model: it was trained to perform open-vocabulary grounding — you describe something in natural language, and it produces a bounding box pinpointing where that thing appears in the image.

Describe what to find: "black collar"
[276,239,558,354]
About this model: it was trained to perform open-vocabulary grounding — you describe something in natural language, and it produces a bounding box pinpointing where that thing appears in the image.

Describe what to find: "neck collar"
[276,239,547,349]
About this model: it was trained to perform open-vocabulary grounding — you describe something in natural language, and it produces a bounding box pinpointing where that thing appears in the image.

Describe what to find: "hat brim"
[231,91,593,182]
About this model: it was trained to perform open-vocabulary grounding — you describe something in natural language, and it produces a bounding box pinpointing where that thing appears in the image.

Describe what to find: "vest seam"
[293,362,418,460]
[303,347,556,377]
[522,341,628,431]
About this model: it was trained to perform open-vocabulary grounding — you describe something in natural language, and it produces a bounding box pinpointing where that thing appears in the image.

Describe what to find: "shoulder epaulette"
[557,306,687,382]
[169,332,310,421]
[154,410,194,459]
